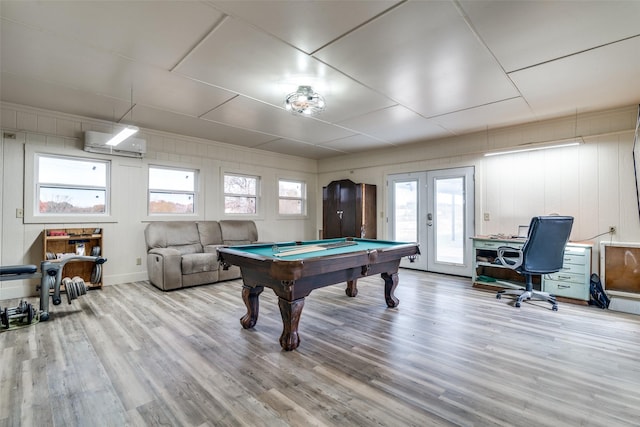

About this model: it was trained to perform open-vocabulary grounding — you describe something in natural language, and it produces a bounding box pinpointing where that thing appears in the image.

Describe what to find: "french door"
[387,167,474,276]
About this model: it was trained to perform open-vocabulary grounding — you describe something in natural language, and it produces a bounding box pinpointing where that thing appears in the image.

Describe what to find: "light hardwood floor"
[1,269,639,426]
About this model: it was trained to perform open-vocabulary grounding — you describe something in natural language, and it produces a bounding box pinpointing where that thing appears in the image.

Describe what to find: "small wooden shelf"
[43,228,104,289]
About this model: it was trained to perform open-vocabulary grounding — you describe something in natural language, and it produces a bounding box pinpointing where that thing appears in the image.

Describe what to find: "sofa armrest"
[149,247,181,256]
[147,247,183,290]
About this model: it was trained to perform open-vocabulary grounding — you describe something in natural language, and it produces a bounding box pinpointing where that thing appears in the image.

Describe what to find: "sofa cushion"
[219,220,258,246]
[197,221,223,246]
[203,244,224,254]
[145,221,201,249]
[182,253,218,275]
[169,243,203,255]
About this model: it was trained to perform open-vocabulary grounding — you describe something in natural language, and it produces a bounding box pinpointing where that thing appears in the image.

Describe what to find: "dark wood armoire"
[322,179,376,239]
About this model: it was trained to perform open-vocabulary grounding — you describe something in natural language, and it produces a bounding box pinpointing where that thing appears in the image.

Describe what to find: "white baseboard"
[608,297,640,315]
[102,272,148,286]
[0,280,39,300]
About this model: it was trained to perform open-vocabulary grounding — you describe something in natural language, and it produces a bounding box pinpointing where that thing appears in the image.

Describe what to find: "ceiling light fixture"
[106,125,139,146]
[285,85,325,116]
[484,138,583,157]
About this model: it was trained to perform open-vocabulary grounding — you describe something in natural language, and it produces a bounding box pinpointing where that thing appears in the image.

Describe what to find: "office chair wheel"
[515,302,521,308]
[496,293,501,299]
[552,304,558,311]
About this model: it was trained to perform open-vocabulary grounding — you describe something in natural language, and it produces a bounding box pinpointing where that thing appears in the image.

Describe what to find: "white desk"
[471,236,592,301]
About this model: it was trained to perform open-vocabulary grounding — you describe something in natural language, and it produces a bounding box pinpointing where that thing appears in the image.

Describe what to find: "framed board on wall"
[600,241,640,298]
[632,105,640,220]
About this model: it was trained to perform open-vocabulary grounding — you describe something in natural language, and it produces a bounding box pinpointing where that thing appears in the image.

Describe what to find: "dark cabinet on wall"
[323,179,377,239]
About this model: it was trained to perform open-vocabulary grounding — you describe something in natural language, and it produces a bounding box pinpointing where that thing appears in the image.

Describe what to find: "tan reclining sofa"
[144,220,258,290]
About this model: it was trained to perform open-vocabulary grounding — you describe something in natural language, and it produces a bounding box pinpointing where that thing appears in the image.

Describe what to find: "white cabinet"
[472,237,592,301]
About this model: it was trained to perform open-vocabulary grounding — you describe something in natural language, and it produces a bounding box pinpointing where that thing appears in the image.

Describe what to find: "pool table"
[217,237,420,351]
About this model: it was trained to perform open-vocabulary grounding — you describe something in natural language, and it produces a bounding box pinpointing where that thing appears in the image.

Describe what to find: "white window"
[278,179,306,215]
[224,173,259,214]
[36,154,109,215]
[148,166,197,214]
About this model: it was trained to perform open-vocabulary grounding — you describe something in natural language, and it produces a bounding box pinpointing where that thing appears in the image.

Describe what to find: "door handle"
[427,212,433,226]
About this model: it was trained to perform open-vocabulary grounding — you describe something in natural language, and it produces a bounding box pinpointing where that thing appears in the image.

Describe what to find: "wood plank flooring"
[1,269,640,426]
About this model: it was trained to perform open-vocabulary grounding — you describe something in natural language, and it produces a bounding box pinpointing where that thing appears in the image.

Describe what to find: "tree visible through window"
[149,166,196,214]
[279,179,305,215]
[224,173,258,214]
[37,154,108,214]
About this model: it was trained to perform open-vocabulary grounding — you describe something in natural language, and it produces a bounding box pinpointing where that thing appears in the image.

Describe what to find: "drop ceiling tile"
[175,16,327,103]
[0,72,132,125]
[254,138,344,160]
[132,66,237,117]
[209,0,401,54]
[202,96,355,144]
[173,14,396,119]
[1,0,224,69]
[460,0,640,72]
[1,20,136,100]
[1,17,236,119]
[319,134,396,153]
[434,97,536,135]
[510,37,640,119]
[130,105,276,148]
[315,1,519,118]
[339,105,453,144]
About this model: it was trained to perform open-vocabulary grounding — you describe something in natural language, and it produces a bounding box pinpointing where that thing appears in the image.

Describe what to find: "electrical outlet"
[136,257,142,265]
[16,208,24,218]
[609,226,616,234]
[483,213,490,221]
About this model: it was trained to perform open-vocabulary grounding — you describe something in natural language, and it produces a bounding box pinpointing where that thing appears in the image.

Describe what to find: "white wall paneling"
[0,103,319,297]
[1,103,639,299]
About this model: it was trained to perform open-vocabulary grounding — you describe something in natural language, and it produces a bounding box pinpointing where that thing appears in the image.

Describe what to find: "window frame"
[147,164,199,216]
[277,178,307,217]
[223,172,261,217]
[32,152,111,220]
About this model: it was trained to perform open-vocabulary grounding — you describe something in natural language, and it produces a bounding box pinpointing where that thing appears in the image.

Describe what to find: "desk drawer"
[563,253,585,265]
[474,240,523,250]
[559,263,586,275]
[544,280,589,300]
[547,271,583,283]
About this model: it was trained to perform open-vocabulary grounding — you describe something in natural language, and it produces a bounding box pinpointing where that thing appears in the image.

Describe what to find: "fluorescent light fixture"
[106,125,139,146]
[484,139,582,157]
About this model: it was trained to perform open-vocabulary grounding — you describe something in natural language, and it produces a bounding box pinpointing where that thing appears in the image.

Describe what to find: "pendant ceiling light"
[285,85,325,116]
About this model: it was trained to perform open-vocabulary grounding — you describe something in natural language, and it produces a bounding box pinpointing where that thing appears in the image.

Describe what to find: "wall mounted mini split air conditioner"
[84,130,146,158]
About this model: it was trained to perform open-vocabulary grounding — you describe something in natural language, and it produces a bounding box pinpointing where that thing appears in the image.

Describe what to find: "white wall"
[317,105,640,275]
[2,102,639,300]
[0,103,318,299]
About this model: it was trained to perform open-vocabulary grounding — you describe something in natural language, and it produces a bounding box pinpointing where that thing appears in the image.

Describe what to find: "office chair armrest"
[496,246,523,270]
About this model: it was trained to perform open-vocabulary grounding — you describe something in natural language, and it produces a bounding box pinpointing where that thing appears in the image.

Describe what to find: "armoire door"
[323,180,376,239]
[322,181,344,238]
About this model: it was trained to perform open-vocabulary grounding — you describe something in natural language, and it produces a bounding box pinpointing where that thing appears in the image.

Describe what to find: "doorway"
[387,167,475,276]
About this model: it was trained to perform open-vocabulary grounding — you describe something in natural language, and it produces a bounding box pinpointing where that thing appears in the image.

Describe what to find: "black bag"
[589,273,610,309]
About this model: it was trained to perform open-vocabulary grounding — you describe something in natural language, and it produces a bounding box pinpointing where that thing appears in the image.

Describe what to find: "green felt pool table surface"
[229,238,410,259]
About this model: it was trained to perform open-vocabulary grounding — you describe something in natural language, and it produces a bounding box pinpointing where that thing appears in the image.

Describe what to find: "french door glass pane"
[435,177,464,264]
[394,181,417,242]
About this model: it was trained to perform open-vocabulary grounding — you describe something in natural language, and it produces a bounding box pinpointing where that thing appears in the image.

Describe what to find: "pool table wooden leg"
[345,279,358,297]
[382,272,399,307]
[240,285,264,329]
[278,297,304,351]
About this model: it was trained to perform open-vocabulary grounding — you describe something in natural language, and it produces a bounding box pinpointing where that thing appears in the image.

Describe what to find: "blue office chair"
[496,216,574,311]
